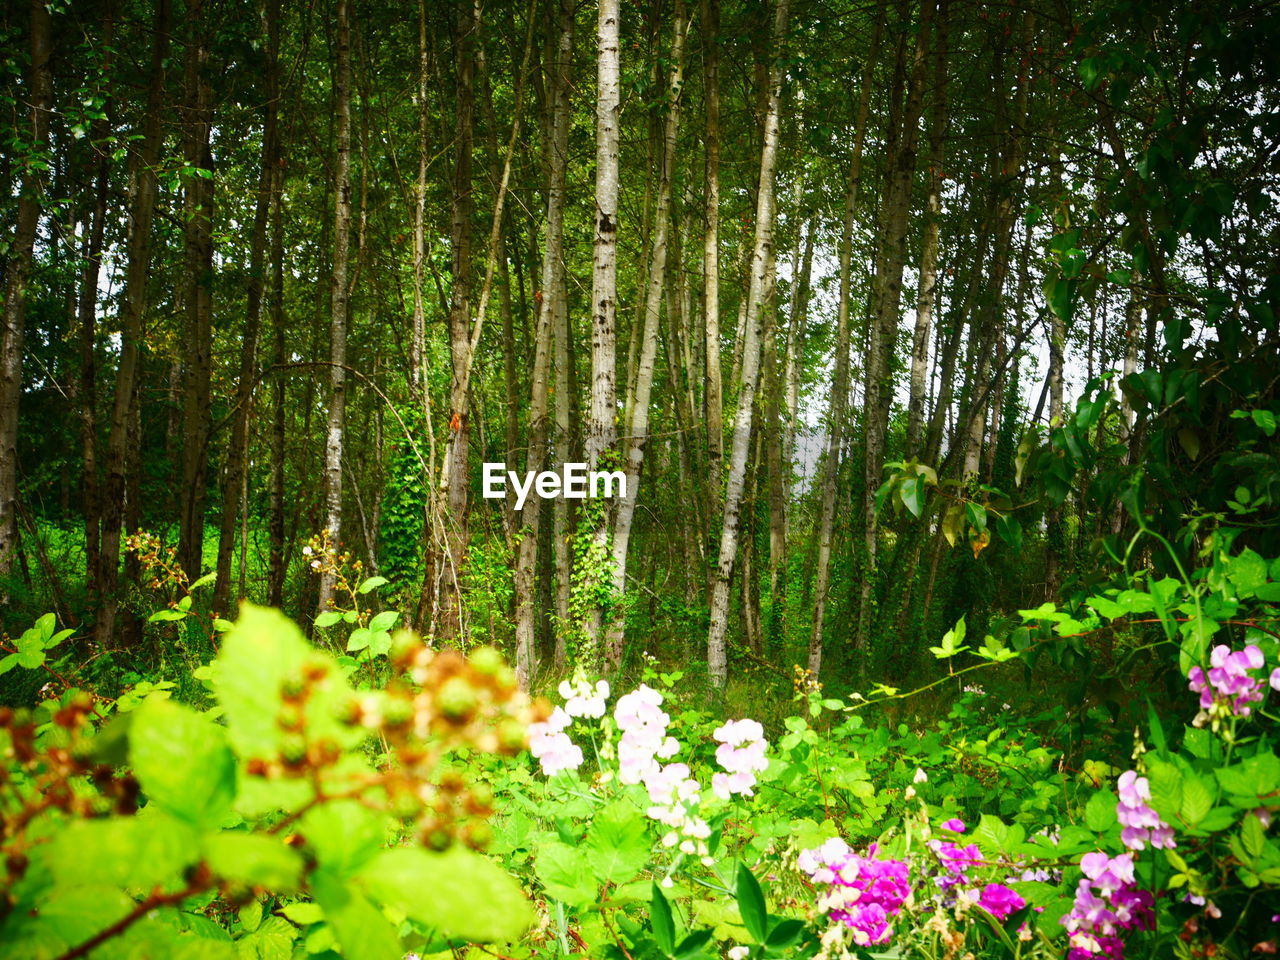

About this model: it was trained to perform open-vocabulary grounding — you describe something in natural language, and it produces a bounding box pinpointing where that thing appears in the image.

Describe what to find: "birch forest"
[2,0,1280,954]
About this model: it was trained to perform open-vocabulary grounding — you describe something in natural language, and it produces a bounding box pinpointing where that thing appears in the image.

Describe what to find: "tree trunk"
[214,0,279,613]
[906,0,948,458]
[706,0,790,689]
[605,2,690,670]
[808,4,882,677]
[701,0,724,535]
[581,0,622,660]
[0,0,53,592]
[515,0,572,688]
[178,1,215,581]
[318,0,354,616]
[94,0,171,648]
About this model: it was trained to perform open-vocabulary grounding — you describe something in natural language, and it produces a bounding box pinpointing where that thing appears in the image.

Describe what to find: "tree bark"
[214,0,280,614]
[808,4,882,676]
[515,0,573,689]
[605,2,691,670]
[701,0,724,535]
[94,0,171,647]
[855,0,934,658]
[318,0,355,616]
[0,0,53,591]
[906,0,948,458]
[706,0,790,689]
[582,0,622,660]
[178,0,215,580]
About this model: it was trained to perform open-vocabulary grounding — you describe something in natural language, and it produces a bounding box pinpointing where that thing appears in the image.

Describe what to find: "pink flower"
[977,883,1025,921]
[941,818,966,833]
[529,707,583,776]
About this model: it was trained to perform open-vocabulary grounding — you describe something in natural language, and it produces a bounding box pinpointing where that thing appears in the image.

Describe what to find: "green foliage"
[0,606,535,960]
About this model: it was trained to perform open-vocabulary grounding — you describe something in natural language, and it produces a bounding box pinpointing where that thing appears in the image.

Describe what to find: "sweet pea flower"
[712,718,769,799]
[977,883,1025,921]
[559,676,610,719]
[528,707,583,776]
[1116,770,1176,851]
[1189,644,1268,718]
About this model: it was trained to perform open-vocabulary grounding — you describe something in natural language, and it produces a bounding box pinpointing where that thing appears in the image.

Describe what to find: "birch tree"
[707,0,790,689]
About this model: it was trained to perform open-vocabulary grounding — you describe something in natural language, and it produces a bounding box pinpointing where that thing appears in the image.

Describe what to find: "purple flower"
[1190,644,1269,717]
[1115,771,1176,851]
[941,818,966,833]
[929,838,983,890]
[798,839,910,946]
[1063,852,1154,960]
[977,883,1026,920]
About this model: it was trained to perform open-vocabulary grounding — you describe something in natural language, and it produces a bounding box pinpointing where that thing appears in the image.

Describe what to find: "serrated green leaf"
[354,846,532,942]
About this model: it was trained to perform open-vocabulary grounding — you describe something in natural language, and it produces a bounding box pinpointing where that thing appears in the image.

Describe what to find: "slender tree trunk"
[94,0,171,647]
[605,3,690,669]
[76,4,115,606]
[410,0,431,402]
[515,0,572,688]
[808,5,882,676]
[0,0,53,591]
[178,1,215,580]
[214,0,279,614]
[582,0,622,660]
[706,0,790,689]
[267,132,288,608]
[318,0,354,616]
[906,0,948,458]
[701,0,724,534]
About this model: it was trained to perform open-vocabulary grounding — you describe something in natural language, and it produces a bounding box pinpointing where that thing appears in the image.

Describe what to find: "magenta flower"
[1189,644,1268,717]
[797,839,911,946]
[1063,852,1154,960]
[1115,771,1176,851]
[941,818,966,833]
[977,883,1025,920]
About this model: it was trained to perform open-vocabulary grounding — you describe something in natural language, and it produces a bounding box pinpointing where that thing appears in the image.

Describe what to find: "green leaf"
[190,572,217,590]
[1215,753,1280,801]
[1179,776,1214,828]
[368,611,399,632]
[212,604,362,759]
[1251,409,1277,436]
[280,902,324,926]
[651,882,676,954]
[311,869,402,960]
[299,801,385,878]
[735,864,767,944]
[1228,549,1269,598]
[941,503,964,546]
[0,653,19,675]
[203,833,304,891]
[536,838,598,906]
[149,609,188,622]
[1242,813,1266,858]
[586,801,650,885]
[129,698,235,828]
[239,899,264,933]
[1085,790,1117,832]
[995,515,1022,551]
[42,813,198,891]
[355,846,532,942]
[314,611,343,628]
[356,576,389,594]
[346,628,371,652]
[237,916,297,960]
